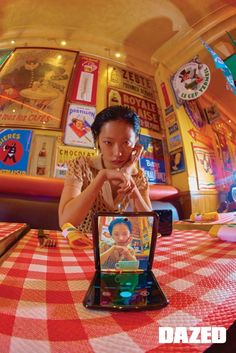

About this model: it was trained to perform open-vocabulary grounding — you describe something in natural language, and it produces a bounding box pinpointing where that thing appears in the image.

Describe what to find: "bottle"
[36,142,47,176]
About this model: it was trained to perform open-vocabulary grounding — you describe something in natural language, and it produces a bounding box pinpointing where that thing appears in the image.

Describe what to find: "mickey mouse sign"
[172,61,211,100]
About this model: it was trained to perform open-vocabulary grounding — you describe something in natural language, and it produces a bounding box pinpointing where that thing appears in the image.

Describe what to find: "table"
[0,227,235,353]
[0,222,29,257]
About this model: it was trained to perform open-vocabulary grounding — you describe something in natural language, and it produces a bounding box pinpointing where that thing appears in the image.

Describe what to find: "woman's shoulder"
[68,155,98,171]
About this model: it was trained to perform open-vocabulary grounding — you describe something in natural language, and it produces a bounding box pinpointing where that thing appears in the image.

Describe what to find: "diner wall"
[1,47,235,219]
[0,48,167,186]
[154,62,236,218]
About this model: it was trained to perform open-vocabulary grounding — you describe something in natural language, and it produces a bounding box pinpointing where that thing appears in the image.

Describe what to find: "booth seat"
[0,174,181,230]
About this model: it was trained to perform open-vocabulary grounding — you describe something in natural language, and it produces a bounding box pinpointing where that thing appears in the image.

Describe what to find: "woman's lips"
[112,160,124,165]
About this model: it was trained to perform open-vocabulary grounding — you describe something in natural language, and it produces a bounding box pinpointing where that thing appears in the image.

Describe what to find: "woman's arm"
[117,176,152,212]
[129,183,152,211]
[59,169,133,228]
[99,245,117,265]
[59,169,105,228]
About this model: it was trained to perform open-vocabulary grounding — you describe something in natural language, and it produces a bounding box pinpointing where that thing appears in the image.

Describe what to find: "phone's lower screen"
[84,271,168,310]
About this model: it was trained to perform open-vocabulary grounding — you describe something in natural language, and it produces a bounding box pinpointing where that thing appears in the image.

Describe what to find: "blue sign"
[139,134,166,184]
[0,129,32,174]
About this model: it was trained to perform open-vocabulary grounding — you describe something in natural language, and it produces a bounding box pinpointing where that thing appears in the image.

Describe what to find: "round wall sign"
[172,62,211,100]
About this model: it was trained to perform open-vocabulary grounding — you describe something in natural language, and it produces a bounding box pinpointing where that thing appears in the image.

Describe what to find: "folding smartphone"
[83,211,169,311]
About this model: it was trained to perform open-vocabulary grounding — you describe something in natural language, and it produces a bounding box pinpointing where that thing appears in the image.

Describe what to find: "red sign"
[107,88,161,132]
[71,56,99,106]
[160,82,171,107]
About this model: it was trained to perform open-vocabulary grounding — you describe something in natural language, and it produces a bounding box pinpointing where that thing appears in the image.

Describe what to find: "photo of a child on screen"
[99,216,153,271]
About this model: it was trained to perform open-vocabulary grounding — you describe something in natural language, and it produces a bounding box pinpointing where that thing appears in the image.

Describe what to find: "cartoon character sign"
[0,129,32,174]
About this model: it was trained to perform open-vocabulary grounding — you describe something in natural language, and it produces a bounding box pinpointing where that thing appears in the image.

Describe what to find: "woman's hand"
[103,169,133,190]
[113,245,136,261]
[120,143,143,176]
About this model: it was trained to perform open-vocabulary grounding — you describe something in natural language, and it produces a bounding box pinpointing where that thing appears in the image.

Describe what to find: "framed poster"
[29,133,56,177]
[215,131,232,172]
[54,145,96,178]
[204,104,220,124]
[192,144,217,190]
[0,128,32,174]
[107,88,161,133]
[0,49,13,67]
[71,56,99,106]
[170,148,185,174]
[107,65,155,100]
[64,104,95,148]
[167,133,182,152]
[183,100,206,129]
[139,134,166,184]
[0,47,77,129]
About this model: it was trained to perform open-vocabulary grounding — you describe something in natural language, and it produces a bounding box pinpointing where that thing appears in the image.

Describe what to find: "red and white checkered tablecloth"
[0,228,235,353]
[0,222,28,240]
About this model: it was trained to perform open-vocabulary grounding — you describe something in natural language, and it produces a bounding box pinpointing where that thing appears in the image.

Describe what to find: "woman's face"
[98,120,137,169]
[112,223,131,246]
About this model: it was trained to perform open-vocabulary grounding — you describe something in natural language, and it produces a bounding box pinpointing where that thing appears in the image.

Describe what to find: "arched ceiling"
[0,0,235,125]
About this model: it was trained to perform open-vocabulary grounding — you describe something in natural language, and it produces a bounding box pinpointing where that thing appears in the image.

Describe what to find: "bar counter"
[0,226,235,353]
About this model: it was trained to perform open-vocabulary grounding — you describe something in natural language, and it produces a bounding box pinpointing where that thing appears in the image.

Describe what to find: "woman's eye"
[104,141,111,145]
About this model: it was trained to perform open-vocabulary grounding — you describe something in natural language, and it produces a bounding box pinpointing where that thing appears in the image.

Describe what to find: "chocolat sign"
[107,88,161,132]
[172,62,211,100]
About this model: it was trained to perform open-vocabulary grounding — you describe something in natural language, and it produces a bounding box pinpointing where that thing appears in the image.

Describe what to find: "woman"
[59,105,152,232]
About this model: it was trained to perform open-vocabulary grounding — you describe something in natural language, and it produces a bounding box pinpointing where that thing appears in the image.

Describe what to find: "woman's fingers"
[117,177,135,195]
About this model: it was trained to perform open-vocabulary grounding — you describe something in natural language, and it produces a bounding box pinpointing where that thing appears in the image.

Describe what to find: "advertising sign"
[107,88,161,132]
[71,56,99,106]
[108,65,155,100]
[0,48,77,129]
[0,128,32,174]
[139,134,166,184]
[64,104,96,148]
[172,61,210,100]
[54,145,96,178]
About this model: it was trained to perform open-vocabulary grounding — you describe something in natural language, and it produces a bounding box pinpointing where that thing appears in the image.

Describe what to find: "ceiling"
[0,0,236,126]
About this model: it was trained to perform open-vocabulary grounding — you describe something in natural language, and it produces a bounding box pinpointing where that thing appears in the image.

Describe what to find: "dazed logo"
[159,327,226,344]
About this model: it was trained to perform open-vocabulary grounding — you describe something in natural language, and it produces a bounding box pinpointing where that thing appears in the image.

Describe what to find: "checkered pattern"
[0,228,235,353]
[0,222,28,240]
[0,222,29,257]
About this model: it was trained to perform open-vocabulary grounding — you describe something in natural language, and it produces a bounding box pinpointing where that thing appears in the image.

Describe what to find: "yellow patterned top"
[64,154,149,232]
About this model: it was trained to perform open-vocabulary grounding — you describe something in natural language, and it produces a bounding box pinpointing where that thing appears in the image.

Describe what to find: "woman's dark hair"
[108,217,132,235]
[91,105,140,141]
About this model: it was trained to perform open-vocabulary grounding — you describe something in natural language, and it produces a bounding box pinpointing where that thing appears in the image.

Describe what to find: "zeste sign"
[108,65,156,100]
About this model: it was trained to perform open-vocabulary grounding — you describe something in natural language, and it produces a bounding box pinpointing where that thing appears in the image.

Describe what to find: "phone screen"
[83,271,168,310]
[97,214,155,271]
